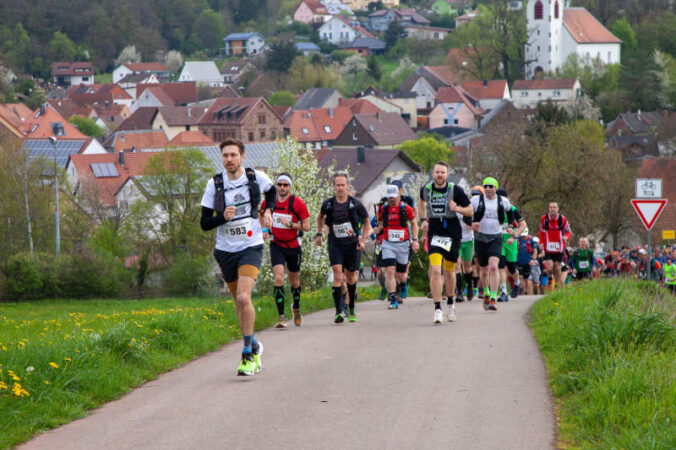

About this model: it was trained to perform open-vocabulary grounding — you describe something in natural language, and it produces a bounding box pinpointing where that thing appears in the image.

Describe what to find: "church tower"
[525,0,565,78]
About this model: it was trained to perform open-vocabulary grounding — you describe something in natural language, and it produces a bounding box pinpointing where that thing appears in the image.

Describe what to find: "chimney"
[329,107,333,118]
[39,104,46,116]
[357,146,365,164]
[119,151,125,166]
[483,79,488,86]
[187,108,191,117]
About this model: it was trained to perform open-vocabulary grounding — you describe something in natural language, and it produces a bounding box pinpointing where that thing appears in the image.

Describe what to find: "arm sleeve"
[200,206,226,231]
[513,207,524,223]
[356,202,369,222]
[256,170,276,210]
[454,185,470,207]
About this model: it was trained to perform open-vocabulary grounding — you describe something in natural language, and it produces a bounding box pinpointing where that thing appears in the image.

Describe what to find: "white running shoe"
[447,306,457,322]
[433,308,444,323]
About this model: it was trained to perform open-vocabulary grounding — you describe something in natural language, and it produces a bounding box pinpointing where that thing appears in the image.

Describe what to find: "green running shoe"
[237,353,256,376]
[252,341,263,373]
[334,313,344,324]
[348,309,357,322]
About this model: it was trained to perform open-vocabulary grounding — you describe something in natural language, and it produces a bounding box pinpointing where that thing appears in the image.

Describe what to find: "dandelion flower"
[44,380,50,385]
[64,357,71,362]
[49,362,59,369]
[0,381,8,390]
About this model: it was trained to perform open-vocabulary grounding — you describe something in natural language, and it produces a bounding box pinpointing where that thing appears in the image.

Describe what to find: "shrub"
[54,252,130,299]
[2,252,47,300]
[164,253,211,296]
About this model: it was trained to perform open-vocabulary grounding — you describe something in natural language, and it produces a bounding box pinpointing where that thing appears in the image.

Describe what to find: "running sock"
[388,292,397,301]
[347,283,357,311]
[456,273,464,295]
[499,282,507,295]
[397,282,405,295]
[484,286,490,297]
[332,287,342,314]
[292,286,301,310]
[274,285,285,315]
[447,296,454,305]
[243,334,253,354]
[490,290,498,300]
[434,302,441,310]
[464,273,473,294]
[514,277,521,287]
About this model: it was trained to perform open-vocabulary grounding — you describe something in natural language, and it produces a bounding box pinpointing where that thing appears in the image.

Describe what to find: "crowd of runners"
[200,139,675,377]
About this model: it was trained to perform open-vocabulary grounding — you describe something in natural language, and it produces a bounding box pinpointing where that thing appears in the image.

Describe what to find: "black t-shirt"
[419,183,470,240]
[321,196,369,245]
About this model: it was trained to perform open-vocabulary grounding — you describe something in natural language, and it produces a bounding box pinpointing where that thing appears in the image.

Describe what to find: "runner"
[456,186,482,303]
[496,189,527,302]
[419,161,473,323]
[470,177,514,311]
[516,231,539,295]
[664,254,676,294]
[316,172,371,323]
[370,213,387,300]
[200,138,276,376]
[260,172,311,328]
[538,202,572,290]
[570,237,594,281]
[374,184,419,309]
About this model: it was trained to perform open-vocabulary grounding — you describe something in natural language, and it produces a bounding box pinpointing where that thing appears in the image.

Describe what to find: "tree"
[268,90,296,106]
[191,9,227,53]
[367,53,381,80]
[256,137,336,291]
[384,20,406,51]
[611,18,637,53]
[69,116,104,138]
[401,135,454,172]
[49,31,77,61]
[163,50,184,73]
[115,45,142,66]
[265,40,300,73]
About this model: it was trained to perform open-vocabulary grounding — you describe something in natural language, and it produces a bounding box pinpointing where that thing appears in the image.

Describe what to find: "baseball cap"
[521,228,529,236]
[386,184,399,198]
[482,176,499,188]
[391,180,403,188]
[533,237,540,243]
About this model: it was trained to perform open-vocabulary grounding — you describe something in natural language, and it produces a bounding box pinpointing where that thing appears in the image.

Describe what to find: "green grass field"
[0,286,376,449]
[530,279,676,448]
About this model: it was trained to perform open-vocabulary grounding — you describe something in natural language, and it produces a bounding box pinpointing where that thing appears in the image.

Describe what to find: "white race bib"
[431,235,452,252]
[272,212,292,229]
[578,261,590,269]
[333,222,355,238]
[546,242,561,252]
[224,218,252,240]
[387,229,405,242]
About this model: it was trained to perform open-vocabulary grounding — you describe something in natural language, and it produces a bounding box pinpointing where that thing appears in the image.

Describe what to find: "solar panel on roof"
[91,162,119,178]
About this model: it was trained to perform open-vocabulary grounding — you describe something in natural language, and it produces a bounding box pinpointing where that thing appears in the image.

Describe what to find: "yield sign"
[631,199,668,230]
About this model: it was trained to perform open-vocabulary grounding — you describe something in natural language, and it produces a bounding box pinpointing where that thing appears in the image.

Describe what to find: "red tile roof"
[434,85,483,116]
[284,106,353,142]
[302,0,328,14]
[512,78,578,90]
[22,105,88,139]
[156,106,207,126]
[0,103,34,131]
[69,152,157,206]
[353,112,416,146]
[563,8,620,44]
[47,99,93,119]
[353,25,374,38]
[425,65,463,85]
[117,107,158,131]
[339,98,382,115]
[51,62,94,77]
[167,130,216,147]
[461,80,508,100]
[136,82,198,106]
[122,62,169,72]
[199,97,262,125]
[104,130,168,152]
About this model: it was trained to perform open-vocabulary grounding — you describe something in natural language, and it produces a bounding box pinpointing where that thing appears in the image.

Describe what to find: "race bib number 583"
[225,219,252,240]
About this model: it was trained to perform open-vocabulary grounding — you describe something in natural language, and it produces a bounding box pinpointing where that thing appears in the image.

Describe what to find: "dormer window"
[534,1,543,19]
[302,127,309,134]
[324,125,331,133]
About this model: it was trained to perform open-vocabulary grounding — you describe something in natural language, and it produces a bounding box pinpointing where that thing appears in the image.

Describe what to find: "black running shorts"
[270,242,302,272]
[213,245,263,283]
[474,236,503,267]
[328,241,361,272]
[544,252,564,263]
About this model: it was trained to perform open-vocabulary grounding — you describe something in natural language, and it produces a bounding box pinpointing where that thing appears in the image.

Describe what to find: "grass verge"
[0,285,377,448]
[529,279,675,448]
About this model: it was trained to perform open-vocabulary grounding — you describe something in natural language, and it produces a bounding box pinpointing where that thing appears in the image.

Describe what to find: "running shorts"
[544,252,564,263]
[427,233,460,263]
[214,245,263,283]
[459,240,474,263]
[475,236,502,267]
[381,240,410,267]
[328,241,361,272]
[270,241,302,272]
[517,262,531,279]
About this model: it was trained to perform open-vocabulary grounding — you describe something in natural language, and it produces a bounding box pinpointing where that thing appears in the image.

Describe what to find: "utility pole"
[48,136,60,255]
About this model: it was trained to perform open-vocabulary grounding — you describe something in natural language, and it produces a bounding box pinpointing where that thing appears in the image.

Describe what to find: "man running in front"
[200,138,276,376]
[374,184,419,309]
[316,172,371,323]
[261,172,311,327]
[419,161,473,323]
[539,202,572,290]
[571,237,594,281]
[470,177,514,311]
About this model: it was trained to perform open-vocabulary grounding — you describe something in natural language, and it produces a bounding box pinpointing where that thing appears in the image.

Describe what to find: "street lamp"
[48,136,60,255]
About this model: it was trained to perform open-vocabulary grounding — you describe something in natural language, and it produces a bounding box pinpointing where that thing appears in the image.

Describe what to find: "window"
[302,127,309,134]
[534,1,543,19]
[537,91,542,97]
[553,90,561,96]
[453,119,459,125]
[444,119,449,125]
[258,114,266,124]
[82,77,89,81]
[521,91,529,97]
[260,130,266,139]
[608,51,612,62]
[324,125,331,133]
[248,131,254,141]
[554,1,559,18]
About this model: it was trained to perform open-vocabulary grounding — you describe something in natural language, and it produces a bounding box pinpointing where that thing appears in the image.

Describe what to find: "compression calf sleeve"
[332,287,342,314]
[292,286,301,310]
[464,273,473,293]
[274,286,285,315]
[347,283,357,311]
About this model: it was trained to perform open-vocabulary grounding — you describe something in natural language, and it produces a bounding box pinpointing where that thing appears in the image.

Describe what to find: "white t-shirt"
[200,169,273,252]
[470,195,512,236]
[457,212,473,243]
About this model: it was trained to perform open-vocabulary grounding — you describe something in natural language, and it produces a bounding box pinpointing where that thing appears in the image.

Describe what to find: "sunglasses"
[483,185,495,189]
[276,183,289,187]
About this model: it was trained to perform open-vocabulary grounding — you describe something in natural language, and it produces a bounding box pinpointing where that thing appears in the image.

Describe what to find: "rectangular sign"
[663,230,675,240]
[635,178,662,198]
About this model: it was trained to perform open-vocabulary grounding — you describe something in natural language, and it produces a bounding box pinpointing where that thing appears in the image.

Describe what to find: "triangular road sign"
[631,199,668,230]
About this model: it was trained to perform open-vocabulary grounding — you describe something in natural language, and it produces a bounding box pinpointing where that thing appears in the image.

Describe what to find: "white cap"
[521,227,529,237]
[533,237,540,243]
[386,184,398,198]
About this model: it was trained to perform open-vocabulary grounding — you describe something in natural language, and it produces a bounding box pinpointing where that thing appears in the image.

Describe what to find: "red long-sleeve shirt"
[539,213,572,254]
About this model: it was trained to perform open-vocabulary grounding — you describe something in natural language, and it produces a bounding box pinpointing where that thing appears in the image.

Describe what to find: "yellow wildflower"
[0,381,8,390]
[49,362,59,369]
[64,357,72,362]
[44,380,50,385]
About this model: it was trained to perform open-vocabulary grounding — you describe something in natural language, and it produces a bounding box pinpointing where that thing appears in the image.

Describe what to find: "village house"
[117,73,160,99]
[319,16,359,45]
[68,83,134,108]
[333,111,416,148]
[293,0,329,24]
[403,25,451,41]
[511,78,581,108]
[429,85,484,129]
[284,106,353,150]
[51,62,94,87]
[103,129,169,152]
[112,62,169,84]
[339,37,386,56]
[198,97,283,144]
[293,88,343,111]
[151,106,210,140]
[399,65,461,110]
[178,62,224,86]
[221,59,256,85]
[222,33,266,57]
[368,8,430,32]
[130,83,198,112]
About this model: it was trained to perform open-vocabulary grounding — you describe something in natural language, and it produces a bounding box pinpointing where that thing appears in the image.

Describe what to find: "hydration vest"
[324,195,360,234]
[423,182,455,219]
[544,214,564,231]
[382,202,408,228]
[473,194,511,224]
[213,168,260,219]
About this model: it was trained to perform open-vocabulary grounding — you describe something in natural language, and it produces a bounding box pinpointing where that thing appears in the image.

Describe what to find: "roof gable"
[461,80,508,100]
[563,8,621,44]
[354,112,416,145]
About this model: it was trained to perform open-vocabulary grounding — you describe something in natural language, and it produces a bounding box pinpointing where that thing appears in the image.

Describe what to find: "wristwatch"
[315,232,322,238]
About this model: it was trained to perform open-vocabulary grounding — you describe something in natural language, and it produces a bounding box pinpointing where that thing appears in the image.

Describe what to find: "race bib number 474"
[225,219,252,240]
[430,235,452,252]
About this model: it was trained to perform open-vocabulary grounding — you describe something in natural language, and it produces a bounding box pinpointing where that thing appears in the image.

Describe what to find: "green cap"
[482,176,499,188]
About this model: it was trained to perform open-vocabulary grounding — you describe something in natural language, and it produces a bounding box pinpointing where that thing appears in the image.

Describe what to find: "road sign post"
[631,198,668,281]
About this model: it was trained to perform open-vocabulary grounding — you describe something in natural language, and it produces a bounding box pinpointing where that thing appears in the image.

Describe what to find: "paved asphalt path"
[21,295,556,450]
